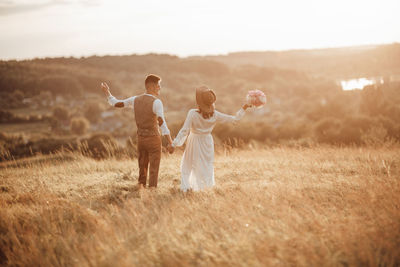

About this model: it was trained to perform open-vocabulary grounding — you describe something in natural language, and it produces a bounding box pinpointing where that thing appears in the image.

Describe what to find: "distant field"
[0,122,49,135]
[5,107,50,116]
[1,147,399,266]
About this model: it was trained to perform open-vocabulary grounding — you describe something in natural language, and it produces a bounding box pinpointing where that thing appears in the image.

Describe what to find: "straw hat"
[196,86,216,113]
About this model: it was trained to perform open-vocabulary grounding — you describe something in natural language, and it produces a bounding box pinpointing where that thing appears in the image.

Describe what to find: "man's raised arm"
[101,82,133,108]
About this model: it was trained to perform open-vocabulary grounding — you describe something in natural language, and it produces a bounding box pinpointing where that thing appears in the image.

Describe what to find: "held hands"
[165,135,174,154]
[101,82,111,97]
[167,144,175,154]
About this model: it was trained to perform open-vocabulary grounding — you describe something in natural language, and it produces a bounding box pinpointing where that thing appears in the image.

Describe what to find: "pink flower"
[246,90,267,108]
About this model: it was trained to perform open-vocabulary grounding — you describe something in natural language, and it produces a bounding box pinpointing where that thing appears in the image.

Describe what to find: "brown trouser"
[137,135,162,187]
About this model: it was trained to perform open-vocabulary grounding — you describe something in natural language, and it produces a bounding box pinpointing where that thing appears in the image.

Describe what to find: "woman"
[172,86,251,192]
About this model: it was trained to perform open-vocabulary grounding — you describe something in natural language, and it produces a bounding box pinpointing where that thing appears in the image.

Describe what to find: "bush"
[313,118,342,144]
[213,121,277,143]
[0,132,25,161]
[374,116,399,140]
[361,125,389,146]
[26,138,77,155]
[80,133,121,159]
[0,109,16,123]
[70,117,90,135]
[0,109,43,123]
[338,116,375,145]
[0,134,77,161]
[84,101,103,123]
[53,106,70,121]
[12,89,25,102]
[276,121,308,141]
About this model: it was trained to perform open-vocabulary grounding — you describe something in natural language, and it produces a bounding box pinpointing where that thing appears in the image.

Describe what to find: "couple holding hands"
[101,74,252,192]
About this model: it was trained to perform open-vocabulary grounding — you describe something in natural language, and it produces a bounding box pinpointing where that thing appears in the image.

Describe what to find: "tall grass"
[1,146,399,266]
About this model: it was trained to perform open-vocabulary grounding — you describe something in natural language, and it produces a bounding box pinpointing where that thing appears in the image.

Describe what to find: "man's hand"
[101,82,112,97]
[167,144,175,154]
[164,135,174,154]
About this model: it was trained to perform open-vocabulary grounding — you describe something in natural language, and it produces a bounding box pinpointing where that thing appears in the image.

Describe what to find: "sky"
[0,0,399,60]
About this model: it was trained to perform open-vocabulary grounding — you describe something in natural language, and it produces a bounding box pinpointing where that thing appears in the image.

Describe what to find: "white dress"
[172,108,245,192]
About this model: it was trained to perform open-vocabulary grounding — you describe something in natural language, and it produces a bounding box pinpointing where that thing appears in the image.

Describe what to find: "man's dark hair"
[145,74,161,87]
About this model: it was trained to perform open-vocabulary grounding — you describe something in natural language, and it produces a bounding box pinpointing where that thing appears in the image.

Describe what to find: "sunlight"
[341,78,375,90]
[0,0,399,59]
[340,77,384,90]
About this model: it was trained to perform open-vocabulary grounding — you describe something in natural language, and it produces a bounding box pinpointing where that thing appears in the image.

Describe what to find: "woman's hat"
[196,86,216,113]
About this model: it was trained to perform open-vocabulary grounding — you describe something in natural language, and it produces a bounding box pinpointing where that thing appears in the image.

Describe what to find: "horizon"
[1,0,400,60]
[2,42,398,62]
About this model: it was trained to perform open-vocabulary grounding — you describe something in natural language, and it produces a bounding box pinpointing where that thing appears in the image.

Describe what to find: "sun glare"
[0,0,399,59]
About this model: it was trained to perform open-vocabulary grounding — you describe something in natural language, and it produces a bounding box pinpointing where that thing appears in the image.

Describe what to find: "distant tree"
[0,109,15,123]
[382,104,400,124]
[35,91,53,107]
[53,106,70,121]
[77,74,104,94]
[70,117,90,135]
[175,59,230,77]
[360,85,386,116]
[38,75,83,96]
[233,65,274,83]
[12,89,25,101]
[84,101,103,123]
[307,93,350,121]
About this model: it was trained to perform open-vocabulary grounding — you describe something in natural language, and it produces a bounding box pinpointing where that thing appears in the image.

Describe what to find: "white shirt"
[108,94,170,135]
[172,108,245,147]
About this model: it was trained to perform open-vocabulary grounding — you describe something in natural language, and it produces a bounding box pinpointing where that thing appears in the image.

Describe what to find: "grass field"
[1,146,400,266]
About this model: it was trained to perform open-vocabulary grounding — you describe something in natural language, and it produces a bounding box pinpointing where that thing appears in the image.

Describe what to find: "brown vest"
[134,94,160,136]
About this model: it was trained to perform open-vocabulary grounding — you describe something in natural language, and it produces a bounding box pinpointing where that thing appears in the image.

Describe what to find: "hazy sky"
[0,0,399,60]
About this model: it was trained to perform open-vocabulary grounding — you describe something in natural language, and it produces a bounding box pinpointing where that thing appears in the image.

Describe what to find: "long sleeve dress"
[172,108,245,192]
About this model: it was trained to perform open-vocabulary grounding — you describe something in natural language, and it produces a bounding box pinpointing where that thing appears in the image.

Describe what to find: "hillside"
[1,44,400,161]
[194,43,400,78]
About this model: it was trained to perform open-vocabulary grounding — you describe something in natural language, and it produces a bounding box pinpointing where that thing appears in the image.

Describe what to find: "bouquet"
[246,90,267,108]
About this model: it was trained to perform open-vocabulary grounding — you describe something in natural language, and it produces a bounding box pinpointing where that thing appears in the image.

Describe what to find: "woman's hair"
[196,106,214,119]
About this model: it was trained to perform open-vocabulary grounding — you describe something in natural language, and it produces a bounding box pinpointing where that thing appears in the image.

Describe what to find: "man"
[101,74,174,188]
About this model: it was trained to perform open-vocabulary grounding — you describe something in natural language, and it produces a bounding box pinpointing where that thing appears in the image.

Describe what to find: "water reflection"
[340,78,383,91]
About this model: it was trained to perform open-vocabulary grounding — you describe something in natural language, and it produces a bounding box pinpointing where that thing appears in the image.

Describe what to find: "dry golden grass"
[1,146,400,266]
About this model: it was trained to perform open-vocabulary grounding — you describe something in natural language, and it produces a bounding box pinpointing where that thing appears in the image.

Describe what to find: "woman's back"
[190,109,217,134]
